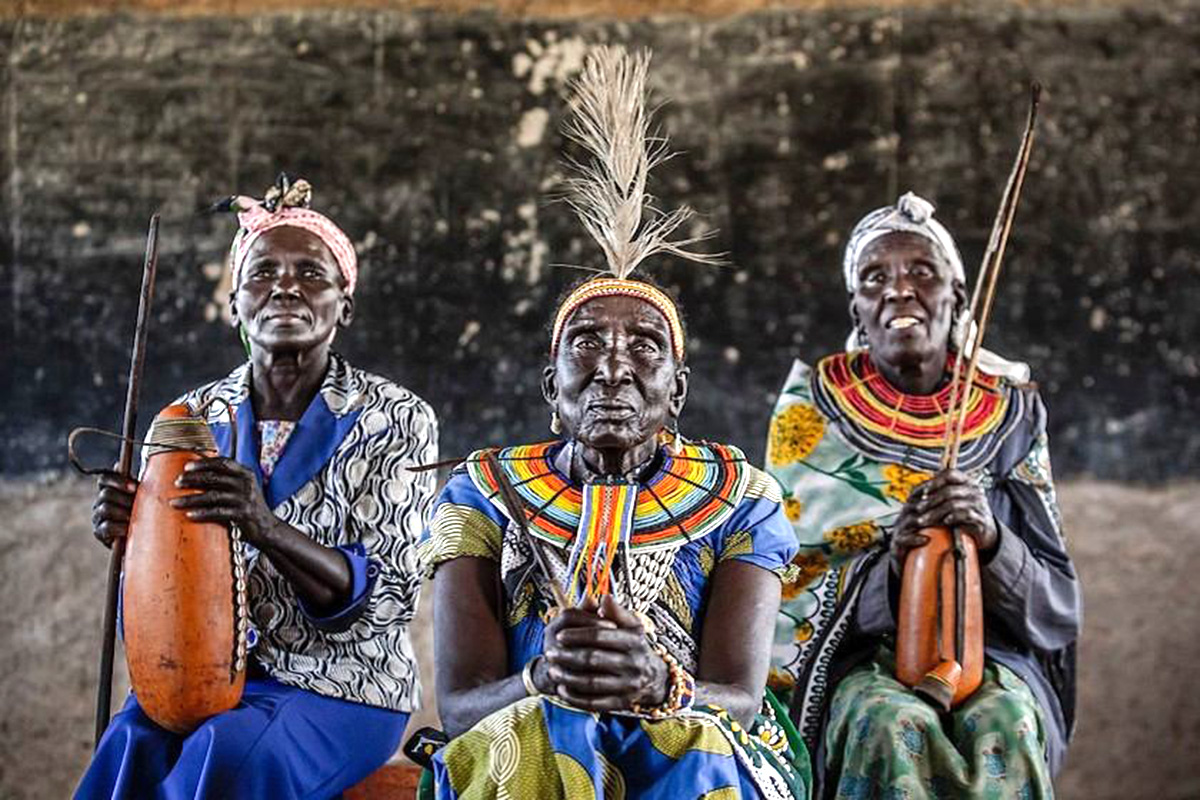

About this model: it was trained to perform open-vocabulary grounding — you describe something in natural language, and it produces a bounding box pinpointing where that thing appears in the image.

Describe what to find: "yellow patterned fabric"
[419,503,503,578]
[434,695,810,800]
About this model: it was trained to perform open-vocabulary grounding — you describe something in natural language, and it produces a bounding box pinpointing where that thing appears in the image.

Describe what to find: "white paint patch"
[823,152,850,171]
[513,35,589,96]
[516,107,550,148]
[204,259,234,324]
[458,320,481,347]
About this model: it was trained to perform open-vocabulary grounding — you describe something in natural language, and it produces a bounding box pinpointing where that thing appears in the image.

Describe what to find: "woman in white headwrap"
[763,192,1079,798]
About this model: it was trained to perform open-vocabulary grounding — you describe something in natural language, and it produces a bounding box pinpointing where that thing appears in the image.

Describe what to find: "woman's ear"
[228,291,240,329]
[541,365,559,408]
[953,280,969,320]
[338,294,355,328]
[669,365,690,419]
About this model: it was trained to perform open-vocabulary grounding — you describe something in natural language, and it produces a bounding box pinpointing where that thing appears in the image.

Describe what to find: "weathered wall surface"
[3,476,1198,799]
[2,2,1199,480]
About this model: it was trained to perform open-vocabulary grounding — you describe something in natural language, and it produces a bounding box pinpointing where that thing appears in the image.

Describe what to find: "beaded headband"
[550,278,685,360]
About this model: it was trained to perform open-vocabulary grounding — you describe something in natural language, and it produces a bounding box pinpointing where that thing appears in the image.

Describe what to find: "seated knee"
[961,691,1039,741]
[841,690,941,758]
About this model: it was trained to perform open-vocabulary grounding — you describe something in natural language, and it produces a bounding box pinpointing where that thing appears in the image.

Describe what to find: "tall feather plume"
[562,45,722,279]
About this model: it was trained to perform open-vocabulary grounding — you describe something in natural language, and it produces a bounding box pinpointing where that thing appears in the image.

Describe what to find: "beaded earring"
[658,423,684,456]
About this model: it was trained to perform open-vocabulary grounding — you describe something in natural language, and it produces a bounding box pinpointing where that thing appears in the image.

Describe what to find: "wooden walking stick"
[93,213,160,747]
[895,84,1041,711]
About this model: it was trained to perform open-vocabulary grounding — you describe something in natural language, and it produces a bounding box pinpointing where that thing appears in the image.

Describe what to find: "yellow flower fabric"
[782,551,829,599]
[768,403,825,467]
[881,463,933,503]
[823,521,881,553]
[783,497,803,523]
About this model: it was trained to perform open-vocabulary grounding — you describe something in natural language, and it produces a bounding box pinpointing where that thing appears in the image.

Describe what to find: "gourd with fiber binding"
[122,403,251,734]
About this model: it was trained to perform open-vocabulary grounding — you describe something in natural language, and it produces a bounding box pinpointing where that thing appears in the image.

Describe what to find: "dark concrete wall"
[3,3,1199,480]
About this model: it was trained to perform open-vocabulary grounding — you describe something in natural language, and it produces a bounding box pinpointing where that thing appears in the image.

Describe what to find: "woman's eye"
[631,340,659,355]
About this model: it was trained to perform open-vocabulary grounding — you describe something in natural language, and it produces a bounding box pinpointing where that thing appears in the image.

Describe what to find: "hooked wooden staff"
[895,84,1041,711]
[94,213,160,747]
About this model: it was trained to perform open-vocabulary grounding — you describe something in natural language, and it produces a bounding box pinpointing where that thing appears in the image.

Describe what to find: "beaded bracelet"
[630,645,696,719]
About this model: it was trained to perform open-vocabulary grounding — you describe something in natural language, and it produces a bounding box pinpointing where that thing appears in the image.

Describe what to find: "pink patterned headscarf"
[225,176,358,295]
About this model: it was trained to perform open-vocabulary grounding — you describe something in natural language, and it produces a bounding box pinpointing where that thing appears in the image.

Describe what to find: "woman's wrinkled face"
[230,226,353,354]
[850,231,964,369]
[544,295,688,453]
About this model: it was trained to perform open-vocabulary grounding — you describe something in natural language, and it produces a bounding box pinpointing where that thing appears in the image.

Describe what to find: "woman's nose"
[271,271,301,296]
[883,274,916,301]
[595,345,634,384]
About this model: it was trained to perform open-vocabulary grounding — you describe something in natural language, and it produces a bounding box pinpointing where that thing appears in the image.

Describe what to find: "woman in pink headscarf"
[76,175,439,800]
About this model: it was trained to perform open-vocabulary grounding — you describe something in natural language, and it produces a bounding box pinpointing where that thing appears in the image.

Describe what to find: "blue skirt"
[75,678,409,800]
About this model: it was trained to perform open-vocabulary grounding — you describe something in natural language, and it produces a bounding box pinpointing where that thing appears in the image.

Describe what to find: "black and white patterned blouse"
[171,352,437,712]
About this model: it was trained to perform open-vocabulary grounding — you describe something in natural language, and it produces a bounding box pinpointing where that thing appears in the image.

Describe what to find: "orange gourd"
[895,526,984,710]
[123,404,248,733]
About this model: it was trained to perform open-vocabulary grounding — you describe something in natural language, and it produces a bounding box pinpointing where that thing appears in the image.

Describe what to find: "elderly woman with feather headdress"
[418,48,810,800]
[764,194,1080,798]
[76,177,438,799]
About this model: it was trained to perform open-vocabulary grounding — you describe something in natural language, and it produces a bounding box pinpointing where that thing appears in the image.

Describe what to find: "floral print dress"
[764,352,1079,799]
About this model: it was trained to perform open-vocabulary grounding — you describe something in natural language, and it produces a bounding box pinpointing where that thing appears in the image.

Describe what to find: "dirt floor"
[0,475,1196,799]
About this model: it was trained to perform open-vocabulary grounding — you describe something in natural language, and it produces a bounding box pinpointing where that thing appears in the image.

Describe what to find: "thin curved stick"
[942,84,1041,470]
[95,213,159,748]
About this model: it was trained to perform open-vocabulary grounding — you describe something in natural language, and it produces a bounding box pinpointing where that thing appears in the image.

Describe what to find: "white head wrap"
[842,192,1030,384]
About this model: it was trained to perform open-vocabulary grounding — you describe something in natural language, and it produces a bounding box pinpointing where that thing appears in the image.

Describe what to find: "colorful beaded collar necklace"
[815,350,1009,448]
[466,440,750,552]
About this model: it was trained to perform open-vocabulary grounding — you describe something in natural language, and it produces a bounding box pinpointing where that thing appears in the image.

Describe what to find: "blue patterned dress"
[420,441,812,800]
